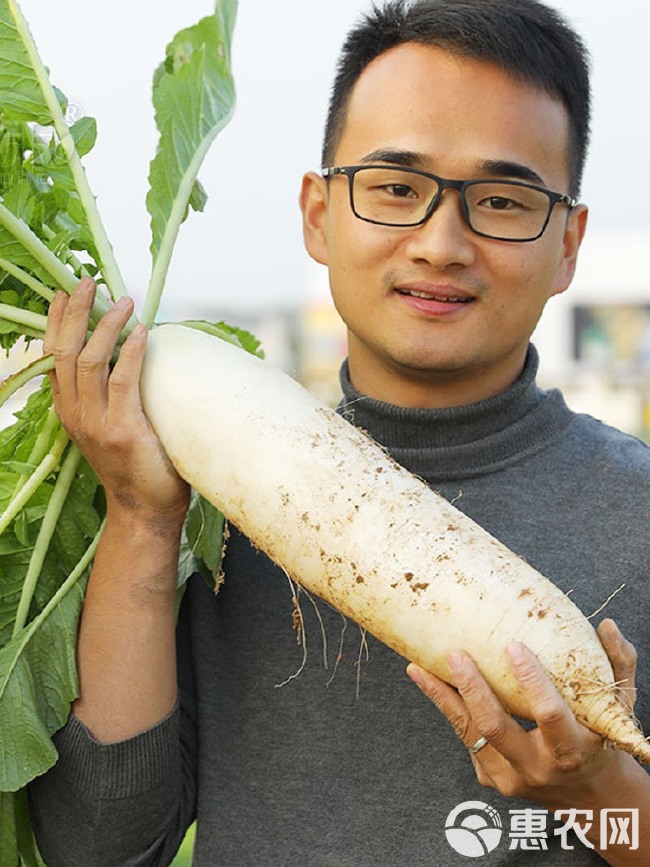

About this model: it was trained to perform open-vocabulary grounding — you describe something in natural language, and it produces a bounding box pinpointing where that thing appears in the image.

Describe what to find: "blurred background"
[1,0,649,439]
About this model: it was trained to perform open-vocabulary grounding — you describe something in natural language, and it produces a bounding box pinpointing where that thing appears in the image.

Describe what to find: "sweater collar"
[337,345,573,482]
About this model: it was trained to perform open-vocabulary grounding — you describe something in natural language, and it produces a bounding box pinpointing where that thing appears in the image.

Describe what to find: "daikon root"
[140,323,650,763]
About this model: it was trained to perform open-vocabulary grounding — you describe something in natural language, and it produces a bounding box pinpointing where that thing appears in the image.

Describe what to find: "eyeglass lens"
[350,167,553,240]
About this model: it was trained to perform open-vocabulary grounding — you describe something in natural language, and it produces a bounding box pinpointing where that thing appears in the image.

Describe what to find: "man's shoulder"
[568,409,649,452]
[565,408,650,481]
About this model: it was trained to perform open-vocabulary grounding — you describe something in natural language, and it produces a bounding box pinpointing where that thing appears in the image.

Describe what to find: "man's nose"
[403,188,476,267]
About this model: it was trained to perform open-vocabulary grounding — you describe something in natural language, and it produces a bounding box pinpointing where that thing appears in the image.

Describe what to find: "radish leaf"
[143,1,237,326]
[0,2,241,859]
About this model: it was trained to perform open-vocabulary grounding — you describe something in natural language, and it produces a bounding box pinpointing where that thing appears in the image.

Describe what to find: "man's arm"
[407,619,650,865]
[45,279,190,742]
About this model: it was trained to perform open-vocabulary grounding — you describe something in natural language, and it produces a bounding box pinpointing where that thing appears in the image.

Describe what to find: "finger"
[445,650,528,760]
[75,295,135,408]
[597,619,637,712]
[105,323,149,428]
[50,278,97,406]
[407,662,506,789]
[407,662,480,745]
[44,290,69,403]
[44,290,68,356]
[505,642,571,738]
[504,642,602,766]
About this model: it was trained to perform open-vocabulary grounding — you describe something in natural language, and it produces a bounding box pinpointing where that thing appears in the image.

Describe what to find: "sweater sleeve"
[28,587,199,867]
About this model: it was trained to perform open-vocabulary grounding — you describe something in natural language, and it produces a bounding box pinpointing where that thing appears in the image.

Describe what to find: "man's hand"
[45,278,190,522]
[407,619,637,805]
[407,619,649,862]
[45,279,190,741]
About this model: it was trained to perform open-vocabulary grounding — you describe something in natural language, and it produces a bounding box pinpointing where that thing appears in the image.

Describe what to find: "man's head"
[301,0,591,408]
[322,0,590,198]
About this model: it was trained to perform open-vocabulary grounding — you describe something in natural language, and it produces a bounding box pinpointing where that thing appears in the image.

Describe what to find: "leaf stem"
[179,319,243,347]
[0,201,77,292]
[0,258,54,303]
[0,302,47,334]
[5,518,105,676]
[11,406,60,499]
[0,428,69,537]
[142,132,222,328]
[40,226,92,280]
[0,203,113,323]
[7,0,128,301]
[12,442,82,637]
[0,355,54,410]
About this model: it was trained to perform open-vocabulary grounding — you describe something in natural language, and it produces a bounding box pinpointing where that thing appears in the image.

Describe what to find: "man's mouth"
[396,288,473,303]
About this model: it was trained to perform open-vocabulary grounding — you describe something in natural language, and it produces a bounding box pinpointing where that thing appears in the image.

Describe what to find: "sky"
[17,0,650,318]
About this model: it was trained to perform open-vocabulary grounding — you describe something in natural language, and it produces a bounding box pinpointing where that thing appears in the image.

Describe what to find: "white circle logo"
[445,800,503,857]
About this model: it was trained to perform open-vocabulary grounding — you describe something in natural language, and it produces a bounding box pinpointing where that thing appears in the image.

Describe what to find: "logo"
[445,801,503,858]
[601,809,639,850]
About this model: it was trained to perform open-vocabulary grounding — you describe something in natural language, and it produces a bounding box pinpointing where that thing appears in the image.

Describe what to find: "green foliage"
[0,0,107,353]
[0,0,243,861]
[143,5,237,325]
[180,491,227,588]
[0,789,45,866]
[0,2,56,126]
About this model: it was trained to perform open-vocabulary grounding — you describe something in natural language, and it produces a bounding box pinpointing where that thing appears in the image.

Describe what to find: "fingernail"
[447,651,465,675]
[406,664,423,688]
[506,642,525,665]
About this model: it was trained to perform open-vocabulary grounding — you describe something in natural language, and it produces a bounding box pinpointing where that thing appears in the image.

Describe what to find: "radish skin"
[140,323,650,763]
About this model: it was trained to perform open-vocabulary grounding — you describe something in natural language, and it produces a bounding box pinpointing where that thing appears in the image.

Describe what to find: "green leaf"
[178,318,264,358]
[0,114,109,347]
[189,178,208,214]
[0,791,19,866]
[0,510,103,794]
[0,124,25,193]
[69,116,97,158]
[214,320,264,358]
[0,206,71,293]
[0,571,86,791]
[0,9,251,862]
[180,491,225,588]
[0,1,58,126]
[0,0,127,300]
[0,789,46,866]
[143,0,237,326]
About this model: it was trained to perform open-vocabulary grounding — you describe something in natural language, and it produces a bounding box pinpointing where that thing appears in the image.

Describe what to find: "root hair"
[587,584,626,620]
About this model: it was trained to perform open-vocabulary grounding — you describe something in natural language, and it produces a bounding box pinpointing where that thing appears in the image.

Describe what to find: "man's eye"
[385,184,417,198]
[483,196,518,210]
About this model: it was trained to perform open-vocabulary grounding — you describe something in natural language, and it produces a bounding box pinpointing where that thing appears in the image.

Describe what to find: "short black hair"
[322,0,591,197]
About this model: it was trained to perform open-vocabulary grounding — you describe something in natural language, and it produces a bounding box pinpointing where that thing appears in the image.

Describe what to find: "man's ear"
[549,203,588,298]
[300,172,329,265]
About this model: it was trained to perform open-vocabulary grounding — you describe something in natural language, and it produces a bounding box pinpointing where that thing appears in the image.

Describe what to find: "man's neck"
[345,347,530,410]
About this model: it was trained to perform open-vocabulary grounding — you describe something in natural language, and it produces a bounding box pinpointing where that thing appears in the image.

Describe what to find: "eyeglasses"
[322,164,577,242]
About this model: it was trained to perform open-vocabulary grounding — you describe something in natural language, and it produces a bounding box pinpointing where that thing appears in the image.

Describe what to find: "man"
[30,0,649,864]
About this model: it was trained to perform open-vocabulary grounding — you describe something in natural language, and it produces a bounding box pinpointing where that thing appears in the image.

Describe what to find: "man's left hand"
[406,618,637,809]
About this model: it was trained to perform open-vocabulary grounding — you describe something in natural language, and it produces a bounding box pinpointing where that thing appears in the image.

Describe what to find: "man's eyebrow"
[359,148,425,167]
[358,151,548,187]
[477,159,546,186]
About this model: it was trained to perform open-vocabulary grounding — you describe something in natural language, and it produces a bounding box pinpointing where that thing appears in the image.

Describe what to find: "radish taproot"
[141,322,650,764]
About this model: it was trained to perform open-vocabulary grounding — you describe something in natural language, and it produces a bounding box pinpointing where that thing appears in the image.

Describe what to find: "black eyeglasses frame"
[321,164,577,243]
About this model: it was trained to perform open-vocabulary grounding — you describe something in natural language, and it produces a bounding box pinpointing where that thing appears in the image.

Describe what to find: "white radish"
[140,323,650,763]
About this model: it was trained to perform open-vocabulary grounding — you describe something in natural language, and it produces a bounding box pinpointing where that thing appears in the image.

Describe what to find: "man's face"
[301,43,587,407]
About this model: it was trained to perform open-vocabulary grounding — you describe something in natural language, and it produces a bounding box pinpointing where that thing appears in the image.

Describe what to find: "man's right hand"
[44,278,189,741]
[45,278,190,523]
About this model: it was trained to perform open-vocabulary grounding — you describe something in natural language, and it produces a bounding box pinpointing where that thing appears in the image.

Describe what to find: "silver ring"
[468,736,489,755]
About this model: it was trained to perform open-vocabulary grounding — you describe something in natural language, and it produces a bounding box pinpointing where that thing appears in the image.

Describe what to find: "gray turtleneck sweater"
[30,347,650,866]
